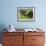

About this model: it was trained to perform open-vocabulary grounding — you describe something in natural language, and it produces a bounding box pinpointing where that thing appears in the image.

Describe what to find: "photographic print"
[17,7,35,22]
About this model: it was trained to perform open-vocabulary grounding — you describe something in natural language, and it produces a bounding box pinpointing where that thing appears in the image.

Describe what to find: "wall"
[0,0,46,30]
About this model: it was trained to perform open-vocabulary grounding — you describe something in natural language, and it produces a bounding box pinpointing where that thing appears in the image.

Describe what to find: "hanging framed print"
[17,7,35,22]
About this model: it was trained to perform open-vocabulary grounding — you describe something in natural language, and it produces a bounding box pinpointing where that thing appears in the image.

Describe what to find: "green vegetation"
[19,15,33,19]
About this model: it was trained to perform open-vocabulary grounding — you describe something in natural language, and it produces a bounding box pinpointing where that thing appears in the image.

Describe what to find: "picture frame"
[17,7,35,22]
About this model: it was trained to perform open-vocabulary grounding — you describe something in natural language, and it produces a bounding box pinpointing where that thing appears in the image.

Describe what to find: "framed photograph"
[17,7,35,22]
